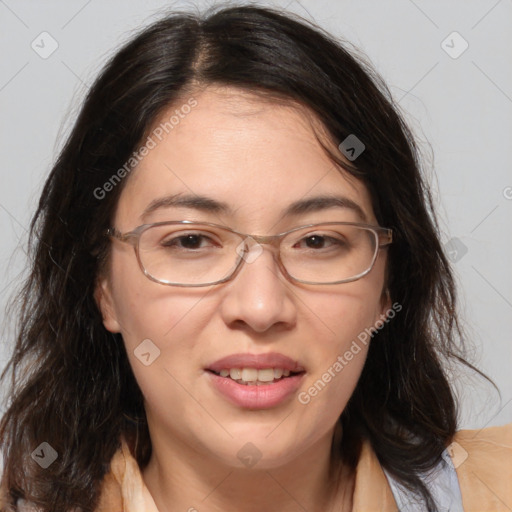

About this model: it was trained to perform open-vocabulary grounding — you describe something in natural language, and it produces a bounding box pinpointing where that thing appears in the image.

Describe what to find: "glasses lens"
[138,223,240,285]
[280,224,378,283]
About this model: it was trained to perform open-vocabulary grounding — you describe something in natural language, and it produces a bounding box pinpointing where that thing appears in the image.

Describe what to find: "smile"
[205,352,306,409]
[210,367,301,385]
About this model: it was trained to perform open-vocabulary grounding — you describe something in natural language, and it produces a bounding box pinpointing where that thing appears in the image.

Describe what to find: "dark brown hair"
[0,4,492,511]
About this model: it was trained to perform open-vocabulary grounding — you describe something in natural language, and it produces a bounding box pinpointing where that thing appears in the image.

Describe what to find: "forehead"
[114,86,376,229]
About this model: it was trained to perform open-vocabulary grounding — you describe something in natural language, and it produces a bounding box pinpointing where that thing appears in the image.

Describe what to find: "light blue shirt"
[384,448,464,511]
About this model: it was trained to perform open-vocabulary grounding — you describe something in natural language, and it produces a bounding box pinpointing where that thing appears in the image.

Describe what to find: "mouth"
[205,352,306,409]
[206,367,305,386]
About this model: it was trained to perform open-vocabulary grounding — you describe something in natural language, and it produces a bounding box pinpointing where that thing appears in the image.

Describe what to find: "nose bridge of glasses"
[235,234,280,264]
[246,233,282,246]
[236,233,284,263]
[231,232,292,287]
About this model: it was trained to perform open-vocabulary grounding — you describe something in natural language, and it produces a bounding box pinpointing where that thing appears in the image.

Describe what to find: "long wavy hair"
[0,4,491,511]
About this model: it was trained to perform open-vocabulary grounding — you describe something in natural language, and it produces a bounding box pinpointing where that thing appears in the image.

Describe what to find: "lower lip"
[207,372,304,409]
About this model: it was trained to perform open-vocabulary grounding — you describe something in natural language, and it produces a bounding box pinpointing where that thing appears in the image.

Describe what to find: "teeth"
[257,368,275,382]
[241,368,258,382]
[218,367,296,384]
[229,368,241,380]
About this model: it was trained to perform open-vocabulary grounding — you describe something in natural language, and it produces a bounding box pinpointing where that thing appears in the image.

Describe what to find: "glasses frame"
[106,220,393,287]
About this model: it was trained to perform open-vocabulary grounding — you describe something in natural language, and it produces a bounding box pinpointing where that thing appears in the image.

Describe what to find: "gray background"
[1,0,511,429]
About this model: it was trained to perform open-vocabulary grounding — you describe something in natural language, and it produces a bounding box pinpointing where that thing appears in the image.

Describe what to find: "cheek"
[295,278,384,419]
[109,246,212,346]
[305,292,374,384]
[108,253,221,396]
[306,278,384,355]
[112,282,218,420]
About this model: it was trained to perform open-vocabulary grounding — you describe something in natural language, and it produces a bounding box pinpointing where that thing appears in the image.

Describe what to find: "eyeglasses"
[106,221,392,287]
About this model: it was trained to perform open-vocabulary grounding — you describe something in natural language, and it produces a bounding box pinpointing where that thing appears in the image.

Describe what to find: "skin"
[97,86,390,512]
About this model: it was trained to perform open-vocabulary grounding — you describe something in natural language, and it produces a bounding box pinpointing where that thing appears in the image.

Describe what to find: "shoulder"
[451,423,512,511]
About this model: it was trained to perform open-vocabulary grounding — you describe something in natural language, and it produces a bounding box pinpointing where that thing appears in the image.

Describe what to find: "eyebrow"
[140,193,367,222]
[141,193,232,220]
[283,195,367,222]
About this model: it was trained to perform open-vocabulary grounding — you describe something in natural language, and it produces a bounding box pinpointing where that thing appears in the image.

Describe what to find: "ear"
[374,287,392,325]
[94,275,122,333]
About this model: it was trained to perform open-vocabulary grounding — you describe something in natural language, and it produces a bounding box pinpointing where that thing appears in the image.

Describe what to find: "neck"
[141,423,353,512]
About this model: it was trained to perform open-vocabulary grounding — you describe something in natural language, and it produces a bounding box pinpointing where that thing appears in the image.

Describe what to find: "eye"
[294,234,345,250]
[303,235,328,249]
[162,233,218,250]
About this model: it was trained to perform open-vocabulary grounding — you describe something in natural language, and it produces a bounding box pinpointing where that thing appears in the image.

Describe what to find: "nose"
[218,242,297,333]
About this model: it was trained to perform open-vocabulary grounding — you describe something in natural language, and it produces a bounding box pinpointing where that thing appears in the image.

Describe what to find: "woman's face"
[97,86,390,469]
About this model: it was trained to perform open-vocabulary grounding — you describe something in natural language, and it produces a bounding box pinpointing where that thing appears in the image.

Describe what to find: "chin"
[196,429,308,471]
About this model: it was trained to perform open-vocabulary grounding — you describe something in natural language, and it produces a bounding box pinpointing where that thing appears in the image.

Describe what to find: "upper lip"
[207,352,305,373]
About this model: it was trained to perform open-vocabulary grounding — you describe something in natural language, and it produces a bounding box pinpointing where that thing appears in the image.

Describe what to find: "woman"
[0,5,510,512]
